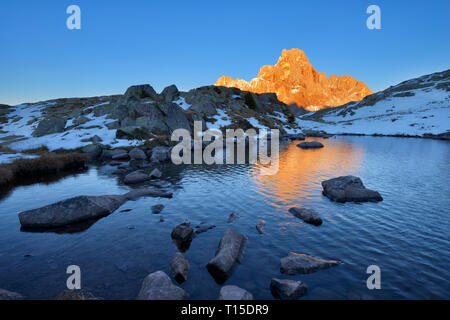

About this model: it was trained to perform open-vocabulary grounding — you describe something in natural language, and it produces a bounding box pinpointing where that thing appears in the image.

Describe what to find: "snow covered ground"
[297,72,450,137]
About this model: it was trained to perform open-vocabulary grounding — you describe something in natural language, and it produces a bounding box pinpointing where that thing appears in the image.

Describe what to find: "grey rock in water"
[206,228,248,283]
[256,220,266,234]
[296,141,324,149]
[280,253,341,275]
[32,118,67,137]
[227,212,241,223]
[124,172,150,184]
[219,285,253,300]
[137,271,189,300]
[129,148,147,160]
[0,288,24,300]
[18,189,172,229]
[150,168,162,179]
[322,176,383,203]
[270,278,307,300]
[171,221,194,243]
[112,152,130,160]
[289,208,323,226]
[151,204,165,214]
[170,252,189,284]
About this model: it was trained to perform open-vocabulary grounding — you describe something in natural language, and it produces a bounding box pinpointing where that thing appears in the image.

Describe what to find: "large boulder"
[81,144,103,159]
[123,84,160,101]
[160,102,191,133]
[137,271,189,300]
[270,279,307,300]
[18,189,172,229]
[161,85,180,102]
[170,252,189,284]
[19,195,127,228]
[219,285,253,300]
[129,148,147,160]
[280,253,341,275]
[101,148,128,160]
[32,118,67,137]
[206,228,247,283]
[116,126,151,140]
[296,141,324,149]
[322,176,383,203]
[289,208,322,226]
[0,288,24,300]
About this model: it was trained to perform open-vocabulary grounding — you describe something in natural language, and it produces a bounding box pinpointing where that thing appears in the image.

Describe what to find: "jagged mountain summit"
[298,69,450,139]
[215,48,373,112]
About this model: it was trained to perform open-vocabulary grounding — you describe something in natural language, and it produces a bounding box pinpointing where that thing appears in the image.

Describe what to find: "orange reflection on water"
[250,138,364,210]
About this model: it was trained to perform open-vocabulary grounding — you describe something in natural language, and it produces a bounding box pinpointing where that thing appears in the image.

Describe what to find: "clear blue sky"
[0,0,449,105]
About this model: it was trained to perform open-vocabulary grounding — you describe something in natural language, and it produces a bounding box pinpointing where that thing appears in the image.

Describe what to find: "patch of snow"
[174,97,191,110]
[0,153,39,164]
[206,109,232,129]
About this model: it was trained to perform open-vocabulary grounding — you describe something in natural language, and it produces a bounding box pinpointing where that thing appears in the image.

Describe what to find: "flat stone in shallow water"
[322,175,383,203]
[18,189,172,229]
[270,278,307,300]
[289,208,322,226]
[137,271,189,300]
[219,285,253,300]
[280,253,341,275]
[124,172,150,184]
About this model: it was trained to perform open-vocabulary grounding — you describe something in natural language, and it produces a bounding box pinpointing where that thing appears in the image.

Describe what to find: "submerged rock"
[170,252,189,284]
[0,288,24,300]
[256,220,266,234]
[227,212,241,223]
[219,285,253,300]
[289,208,322,226]
[18,189,172,229]
[280,253,341,275]
[206,228,248,284]
[322,176,383,203]
[151,204,165,214]
[270,278,307,300]
[124,172,150,184]
[296,141,324,149]
[137,271,189,300]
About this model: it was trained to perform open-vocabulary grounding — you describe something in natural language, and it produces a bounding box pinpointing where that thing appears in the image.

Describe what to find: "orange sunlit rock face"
[215,48,373,111]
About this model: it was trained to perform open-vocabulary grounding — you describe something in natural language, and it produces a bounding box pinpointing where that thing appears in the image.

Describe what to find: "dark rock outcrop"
[322,176,383,203]
[33,118,67,137]
[206,228,247,283]
[171,221,194,244]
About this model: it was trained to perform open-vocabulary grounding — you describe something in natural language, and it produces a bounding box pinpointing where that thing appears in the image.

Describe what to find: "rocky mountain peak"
[215,48,374,111]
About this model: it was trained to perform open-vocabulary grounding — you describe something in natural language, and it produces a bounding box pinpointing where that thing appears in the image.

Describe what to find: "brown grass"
[0,153,89,189]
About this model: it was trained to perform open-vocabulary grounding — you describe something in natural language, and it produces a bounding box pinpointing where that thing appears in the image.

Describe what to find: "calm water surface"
[0,136,449,299]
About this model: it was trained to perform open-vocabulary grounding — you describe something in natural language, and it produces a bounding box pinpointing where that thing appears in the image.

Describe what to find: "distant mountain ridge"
[298,69,450,138]
[215,48,373,111]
